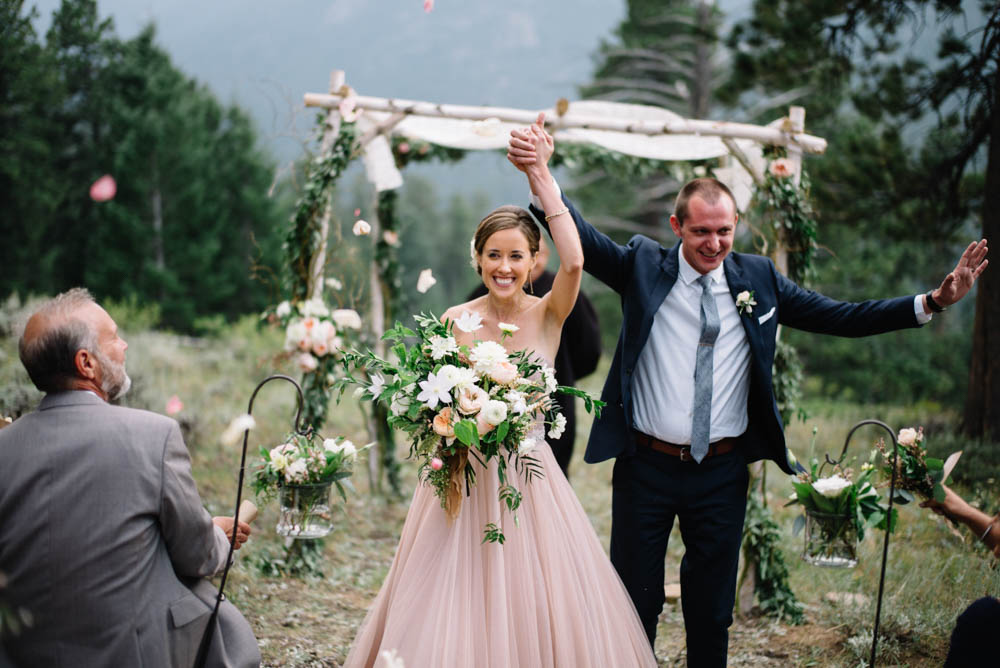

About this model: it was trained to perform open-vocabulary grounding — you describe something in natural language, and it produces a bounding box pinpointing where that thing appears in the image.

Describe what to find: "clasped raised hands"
[507,112,554,181]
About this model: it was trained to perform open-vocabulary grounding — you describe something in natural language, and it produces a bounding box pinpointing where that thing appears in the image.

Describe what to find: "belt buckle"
[678,446,693,462]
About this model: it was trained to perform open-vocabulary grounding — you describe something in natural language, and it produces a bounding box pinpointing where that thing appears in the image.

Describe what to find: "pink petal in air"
[424,0,434,12]
[89,175,117,202]
[165,395,184,415]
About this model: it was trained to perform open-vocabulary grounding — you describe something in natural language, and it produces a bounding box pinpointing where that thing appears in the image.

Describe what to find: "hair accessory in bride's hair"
[469,237,479,270]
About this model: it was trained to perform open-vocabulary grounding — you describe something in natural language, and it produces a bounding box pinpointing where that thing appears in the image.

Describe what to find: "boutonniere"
[736,290,757,315]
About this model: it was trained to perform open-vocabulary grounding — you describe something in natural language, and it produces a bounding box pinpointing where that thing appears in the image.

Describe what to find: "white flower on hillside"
[275,301,292,318]
[426,334,459,360]
[332,309,362,330]
[352,219,371,236]
[469,341,508,373]
[301,297,329,318]
[548,413,567,440]
[812,475,852,498]
[482,399,508,426]
[454,310,483,333]
[416,268,436,294]
[416,371,454,409]
[221,414,257,446]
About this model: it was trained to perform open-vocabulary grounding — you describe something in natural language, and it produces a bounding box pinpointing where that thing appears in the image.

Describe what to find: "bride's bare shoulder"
[441,296,487,324]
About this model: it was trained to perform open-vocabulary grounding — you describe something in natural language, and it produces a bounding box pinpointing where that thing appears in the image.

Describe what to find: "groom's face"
[669,195,738,275]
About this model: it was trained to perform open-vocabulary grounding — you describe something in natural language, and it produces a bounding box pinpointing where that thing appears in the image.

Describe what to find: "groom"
[508,123,988,665]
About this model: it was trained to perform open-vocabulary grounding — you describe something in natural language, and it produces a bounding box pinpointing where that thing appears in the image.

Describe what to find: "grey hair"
[18,288,100,393]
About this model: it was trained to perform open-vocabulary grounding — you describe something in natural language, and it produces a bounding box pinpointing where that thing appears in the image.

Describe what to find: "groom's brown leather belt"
[633,432,738,462]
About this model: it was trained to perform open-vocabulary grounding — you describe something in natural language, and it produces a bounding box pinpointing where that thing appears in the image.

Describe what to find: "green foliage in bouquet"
[251,433,368,504]
[333,312,603,544]
[876,426,959,505]
[788,452,896,543]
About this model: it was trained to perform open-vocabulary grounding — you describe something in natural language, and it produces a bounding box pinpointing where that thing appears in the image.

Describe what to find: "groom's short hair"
[673,178,738,226]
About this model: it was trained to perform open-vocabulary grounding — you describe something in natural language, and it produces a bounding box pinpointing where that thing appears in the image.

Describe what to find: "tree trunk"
[963,64,1000,440]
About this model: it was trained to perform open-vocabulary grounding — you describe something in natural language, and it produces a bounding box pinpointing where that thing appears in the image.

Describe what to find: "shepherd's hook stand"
[838,419,900,667]
[194,374,310,668]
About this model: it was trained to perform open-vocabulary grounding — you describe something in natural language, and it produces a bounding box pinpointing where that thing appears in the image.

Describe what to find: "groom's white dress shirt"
[631,252,750,445]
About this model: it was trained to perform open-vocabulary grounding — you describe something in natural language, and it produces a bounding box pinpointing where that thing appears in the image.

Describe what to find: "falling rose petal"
[416,268,436,293]
[354,208,361,217]
[165,395,184,415]
[423,0,434,13]
[89,175,117,202]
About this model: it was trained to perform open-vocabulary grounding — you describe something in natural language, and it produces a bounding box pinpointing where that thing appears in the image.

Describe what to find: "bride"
[343,115,656,668]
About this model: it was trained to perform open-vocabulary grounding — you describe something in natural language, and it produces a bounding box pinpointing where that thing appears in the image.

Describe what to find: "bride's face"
[479,228,536,298]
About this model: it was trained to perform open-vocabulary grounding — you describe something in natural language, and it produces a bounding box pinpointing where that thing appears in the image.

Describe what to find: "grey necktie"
[691,274,720,463]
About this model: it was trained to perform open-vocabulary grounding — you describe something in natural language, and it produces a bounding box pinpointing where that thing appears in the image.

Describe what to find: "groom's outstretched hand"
[927,239,989,311]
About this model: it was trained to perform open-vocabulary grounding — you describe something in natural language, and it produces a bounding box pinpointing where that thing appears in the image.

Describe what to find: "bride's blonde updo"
[471,205,541,275]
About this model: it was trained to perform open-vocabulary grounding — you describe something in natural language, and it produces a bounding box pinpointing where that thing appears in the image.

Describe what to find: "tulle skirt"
[343,439,656,668]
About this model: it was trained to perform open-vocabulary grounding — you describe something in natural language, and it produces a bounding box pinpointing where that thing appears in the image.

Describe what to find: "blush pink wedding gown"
[343,410,657,667]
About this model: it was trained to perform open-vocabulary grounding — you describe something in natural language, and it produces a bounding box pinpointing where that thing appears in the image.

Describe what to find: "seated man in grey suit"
[0,288,261,667]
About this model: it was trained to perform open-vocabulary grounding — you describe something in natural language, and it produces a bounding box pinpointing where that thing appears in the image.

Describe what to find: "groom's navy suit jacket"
[533,196,922,475]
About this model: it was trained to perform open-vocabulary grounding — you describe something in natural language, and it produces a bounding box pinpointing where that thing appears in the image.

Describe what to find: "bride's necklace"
[485,293,525,326]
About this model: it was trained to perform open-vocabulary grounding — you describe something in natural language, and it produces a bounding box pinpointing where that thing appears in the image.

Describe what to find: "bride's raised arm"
[514,114,582,327]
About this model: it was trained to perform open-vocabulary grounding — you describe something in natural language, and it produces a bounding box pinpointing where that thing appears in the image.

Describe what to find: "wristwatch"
[925,291,946,313]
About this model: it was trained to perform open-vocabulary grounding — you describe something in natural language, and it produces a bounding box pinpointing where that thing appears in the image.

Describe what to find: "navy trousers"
[611,444,749,667]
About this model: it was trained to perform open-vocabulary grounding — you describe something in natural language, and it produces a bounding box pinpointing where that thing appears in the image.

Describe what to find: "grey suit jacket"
[0,392,260,667]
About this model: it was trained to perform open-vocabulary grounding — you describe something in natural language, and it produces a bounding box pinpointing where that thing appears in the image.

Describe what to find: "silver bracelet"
[980,522,994,543]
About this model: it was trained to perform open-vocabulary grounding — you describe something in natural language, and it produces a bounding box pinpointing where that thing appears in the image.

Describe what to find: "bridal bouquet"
[875,426,961,504]
[335,312,602,544]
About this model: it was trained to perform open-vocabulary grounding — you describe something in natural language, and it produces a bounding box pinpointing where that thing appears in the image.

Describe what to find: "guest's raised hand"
[934,239,989,307]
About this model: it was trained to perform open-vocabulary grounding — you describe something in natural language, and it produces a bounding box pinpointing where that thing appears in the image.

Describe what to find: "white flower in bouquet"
[482,399,508,426]
[487,360,519,385]
[301,297,330,318]
[454,310,483,333]
[270,452,290,471]
[541,366,558,394]
[332,309,363,330]
[498,322,519,335]
[367,373,386,399]
[476,410,495,435]
[812,474,852,498]
[284,458,309,483]
[548,413,567,440]
[416,370,455,409]
[416,268,437,294]
[448,366,478,391]
[285,320,308,352]
[897,427,922,447]
[297,352,319,373]
[352,219,372,236]
[221,414,257,446]
[323,438,357,458]
[275,301,292,318]
[504,390,528,415]
[470,340,508,373]
[426,334,459,360]
[456,385,488,415]
[435,364,464,389]
[390,386,414,417]
[518,437,537,455]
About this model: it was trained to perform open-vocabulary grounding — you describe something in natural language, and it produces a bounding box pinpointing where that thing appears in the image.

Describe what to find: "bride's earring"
[529,274,534,295]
